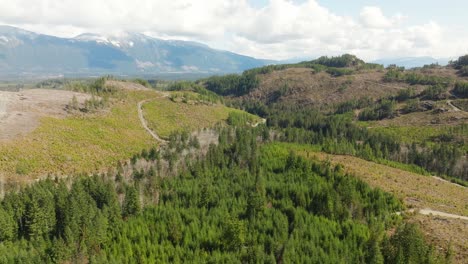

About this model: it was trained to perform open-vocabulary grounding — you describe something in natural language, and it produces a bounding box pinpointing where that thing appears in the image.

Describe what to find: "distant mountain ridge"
[0,25,272,77]
[0,25,459,77]
[372,57,452,69]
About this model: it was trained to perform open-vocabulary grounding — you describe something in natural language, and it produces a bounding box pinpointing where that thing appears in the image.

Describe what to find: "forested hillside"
[200,54,468,184]
[0,127,449,263]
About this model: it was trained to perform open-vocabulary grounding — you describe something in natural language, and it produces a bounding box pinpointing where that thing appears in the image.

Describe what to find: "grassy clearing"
[358,120,468,152]
[0,90,158,179]
[368,125,447,144]
[266,142,468,216]
[142,94,260,139]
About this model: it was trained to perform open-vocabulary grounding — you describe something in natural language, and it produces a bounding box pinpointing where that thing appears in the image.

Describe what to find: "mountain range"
[0,25,458,78]
[371,57,452,69]
[0,25,271,77]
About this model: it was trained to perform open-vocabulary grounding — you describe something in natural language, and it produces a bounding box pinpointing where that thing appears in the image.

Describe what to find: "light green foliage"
[168,81,223,103]
[133,78,150,88]
[227,111,257,126]
[83,95,109,112]
[358,99,397,121]
[396,87,416,102]
[383,223,439,264]
[142,95,259,139]
[69,95,79,111]
[384,70,451,87]
[454,81,468,98]
[65,77,116,95]
[0,208,16,242]
[402,98,421,113]
[422,84,447,100]
[221,217,246,252]
[0,90,157,177]
[122,185,140,218]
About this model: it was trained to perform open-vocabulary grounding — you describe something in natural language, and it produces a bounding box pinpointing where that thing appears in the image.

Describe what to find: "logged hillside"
[200,54,468,182]
[0,78,257,185]
[142,92,260,139]
[245,68,414,108]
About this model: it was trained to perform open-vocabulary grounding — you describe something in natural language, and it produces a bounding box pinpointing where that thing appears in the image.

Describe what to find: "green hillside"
[0,80,258,181]
[142,92,260,139]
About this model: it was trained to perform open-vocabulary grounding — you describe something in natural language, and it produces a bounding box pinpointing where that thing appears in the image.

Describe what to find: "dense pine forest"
[0,127,450,263]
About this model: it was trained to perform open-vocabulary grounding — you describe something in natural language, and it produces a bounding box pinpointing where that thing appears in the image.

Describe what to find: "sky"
[0,0,467,60]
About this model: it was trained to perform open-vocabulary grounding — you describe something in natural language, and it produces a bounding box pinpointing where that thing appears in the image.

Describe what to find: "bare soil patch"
[0,89,92,141]
[106,80,150,91]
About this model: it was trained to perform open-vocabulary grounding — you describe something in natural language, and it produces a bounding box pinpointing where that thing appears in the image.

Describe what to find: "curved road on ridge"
[138,99,168,144]
[447,100,463,112]
[408,208,468,221]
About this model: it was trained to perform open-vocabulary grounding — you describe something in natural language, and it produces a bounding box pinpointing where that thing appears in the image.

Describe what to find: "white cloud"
[0,0,465,60]
[359,6,402,28]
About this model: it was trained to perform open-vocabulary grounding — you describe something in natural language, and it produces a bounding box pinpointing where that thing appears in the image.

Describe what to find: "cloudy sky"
[0,0,466,60]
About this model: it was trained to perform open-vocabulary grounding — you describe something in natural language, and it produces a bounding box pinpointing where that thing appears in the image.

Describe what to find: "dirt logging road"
[411,208,468,221]
[137,99,168,144]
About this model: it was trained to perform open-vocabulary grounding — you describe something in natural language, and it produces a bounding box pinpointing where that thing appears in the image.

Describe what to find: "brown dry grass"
[248,68,419,108]
[408,214,468,263]
[416,67,468,82]
[106,80,151,91]
[367,107,468,127]
[305,152,468,216]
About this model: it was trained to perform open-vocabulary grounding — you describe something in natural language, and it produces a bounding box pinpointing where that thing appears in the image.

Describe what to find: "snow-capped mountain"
[0,25,271,77]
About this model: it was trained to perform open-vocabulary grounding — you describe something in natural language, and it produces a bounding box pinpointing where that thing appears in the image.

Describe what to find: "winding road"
[447,100,462,112]
[138,99,168,144]
[252,118,267,127]
[408,208,468,221]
